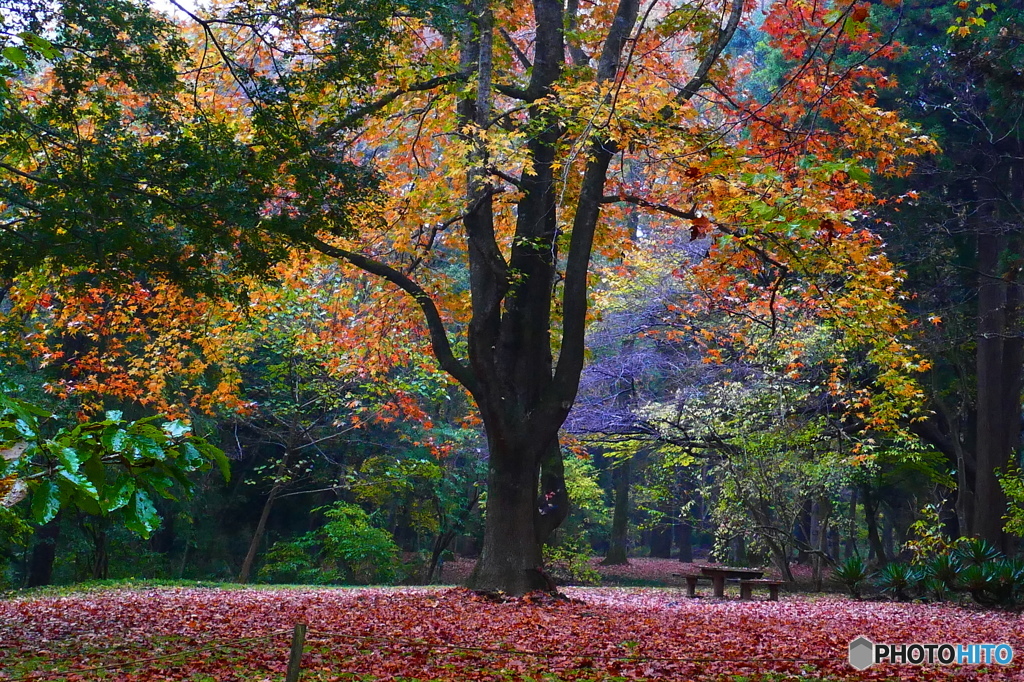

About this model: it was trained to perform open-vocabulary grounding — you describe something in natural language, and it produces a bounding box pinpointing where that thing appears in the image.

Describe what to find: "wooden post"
[286,623,307,682]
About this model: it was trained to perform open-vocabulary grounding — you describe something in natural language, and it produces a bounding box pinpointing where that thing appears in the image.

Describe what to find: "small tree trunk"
[863,486,887,567]
[90,525,109,580]
[882,511,896,561]
[765,537,795,584]
[239,484,280,584]
[601,456,631,565]
[829,527,840,562]
[27,516,61,587]
[844,487,858,560]
[676,520,693,563]
[423,487,480,583]
[794,499,812,563]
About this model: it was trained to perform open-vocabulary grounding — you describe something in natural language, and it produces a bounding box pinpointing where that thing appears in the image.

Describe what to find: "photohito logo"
[848,636,1014,670]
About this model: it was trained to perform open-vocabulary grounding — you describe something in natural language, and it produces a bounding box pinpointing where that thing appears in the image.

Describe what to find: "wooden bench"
[739,578,784,601]
[673,573,713,597]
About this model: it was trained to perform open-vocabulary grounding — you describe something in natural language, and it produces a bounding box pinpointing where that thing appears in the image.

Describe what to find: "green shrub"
[543,534,600,586]
[259,536,325,584]
[259,502,399,585]
[318,502,399,584]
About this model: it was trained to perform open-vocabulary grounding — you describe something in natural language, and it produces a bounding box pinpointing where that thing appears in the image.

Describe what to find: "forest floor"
[1,560,1020,682]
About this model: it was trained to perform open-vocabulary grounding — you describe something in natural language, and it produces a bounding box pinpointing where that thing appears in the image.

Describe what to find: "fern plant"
[875,563,923,601]
[834,556,869,598]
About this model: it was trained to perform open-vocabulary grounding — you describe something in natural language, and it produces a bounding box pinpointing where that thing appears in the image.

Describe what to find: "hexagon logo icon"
[849,636,874,671]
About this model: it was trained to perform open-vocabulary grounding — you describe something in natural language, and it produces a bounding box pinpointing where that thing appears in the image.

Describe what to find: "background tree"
[871,0,1023,548]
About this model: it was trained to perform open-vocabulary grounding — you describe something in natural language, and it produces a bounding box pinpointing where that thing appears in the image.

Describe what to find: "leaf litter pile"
[1,587,1021,681]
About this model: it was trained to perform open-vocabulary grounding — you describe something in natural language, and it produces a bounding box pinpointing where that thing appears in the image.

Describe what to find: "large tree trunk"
[973,229,1023,550]
[467,434,551,593]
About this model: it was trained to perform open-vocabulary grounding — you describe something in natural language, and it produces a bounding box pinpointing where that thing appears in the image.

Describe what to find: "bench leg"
[685,577,698,597]
[713,576,725,597]
[740,583,753,600]
[768,585,779,601]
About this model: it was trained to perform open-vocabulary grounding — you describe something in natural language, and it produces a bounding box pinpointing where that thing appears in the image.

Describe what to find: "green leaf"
[180,441,204,469]
[14,418,34,439]
[17,32,59,60]
[58,469,99,499]
[31,480,60,523]
[2,46,26,68]
[81,450,106,493]
[55,446,82,473]
[101,427,130,453]
[197,441,231,481]
[103,476,135,513]
[143,470,177,499]
[847,166,871,183]
[163,420,190,438]
[131,435,165,461]
[124,489,159,537]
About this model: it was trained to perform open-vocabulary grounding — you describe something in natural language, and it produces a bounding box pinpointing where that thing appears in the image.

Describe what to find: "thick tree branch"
[545,0,641,425]
[305,236,479,396]
[565,0,590,67]
[600,194,695,220]
[499,27,532,70]
[318,72,468,141]
[674,0,744,104]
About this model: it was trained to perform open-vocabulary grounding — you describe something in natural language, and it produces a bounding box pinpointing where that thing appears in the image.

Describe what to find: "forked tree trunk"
[326,0,744,596]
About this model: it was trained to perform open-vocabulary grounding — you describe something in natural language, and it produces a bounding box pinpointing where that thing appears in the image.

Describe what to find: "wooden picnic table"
[700,566,764,597]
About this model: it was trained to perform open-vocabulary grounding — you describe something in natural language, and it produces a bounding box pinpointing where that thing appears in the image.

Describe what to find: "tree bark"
[971,158,1023,550]
[467,433,550,593]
